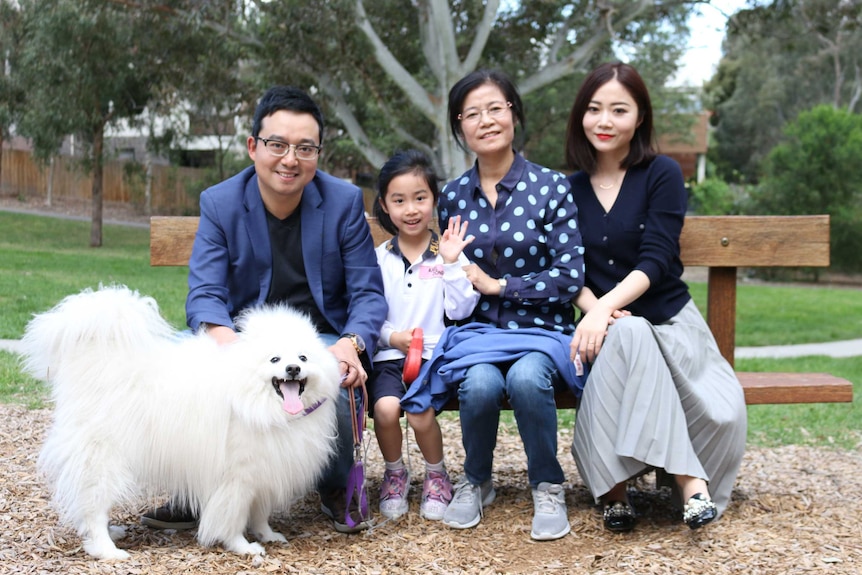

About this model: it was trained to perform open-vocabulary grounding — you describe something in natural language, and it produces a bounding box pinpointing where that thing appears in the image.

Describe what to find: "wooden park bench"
[151,214,853,408]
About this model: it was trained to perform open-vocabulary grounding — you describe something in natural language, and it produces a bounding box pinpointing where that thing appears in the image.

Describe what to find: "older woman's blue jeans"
[458,351,566,488]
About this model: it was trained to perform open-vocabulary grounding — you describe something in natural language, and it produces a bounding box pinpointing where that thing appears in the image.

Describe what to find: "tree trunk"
[47,156,54,207]
[90,122,105,247]
[145,152,152,216]
[349,0,669,179]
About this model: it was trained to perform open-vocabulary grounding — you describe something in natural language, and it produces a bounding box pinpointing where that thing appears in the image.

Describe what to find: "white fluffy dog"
[21,285,340,560]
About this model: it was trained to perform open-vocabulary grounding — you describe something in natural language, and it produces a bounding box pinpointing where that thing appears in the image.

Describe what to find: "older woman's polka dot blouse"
[438,153,585,334]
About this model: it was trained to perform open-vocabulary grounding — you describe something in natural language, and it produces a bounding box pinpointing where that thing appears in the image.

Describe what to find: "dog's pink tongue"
[279,382,304,414]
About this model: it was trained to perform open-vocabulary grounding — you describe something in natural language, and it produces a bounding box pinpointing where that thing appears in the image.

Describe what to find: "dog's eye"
[270,356,281,364]
[298,355,307,362]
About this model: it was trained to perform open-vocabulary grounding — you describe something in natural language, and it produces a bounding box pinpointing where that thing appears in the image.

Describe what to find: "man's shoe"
[320,488,372,534]
[140,502,198,530]
[531,482,571,541]
[441,480,495,529]
[379,468,410,519]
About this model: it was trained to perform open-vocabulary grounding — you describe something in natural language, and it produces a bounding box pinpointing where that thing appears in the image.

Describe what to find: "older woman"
[403,68,586,541]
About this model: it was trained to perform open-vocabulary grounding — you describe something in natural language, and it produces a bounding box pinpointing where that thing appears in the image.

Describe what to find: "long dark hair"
[447,68,526,152]
[373,149,440,236]
[565,62,656,174]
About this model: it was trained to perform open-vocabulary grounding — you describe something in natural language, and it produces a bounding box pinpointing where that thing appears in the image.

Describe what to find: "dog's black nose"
[285,364,301,380]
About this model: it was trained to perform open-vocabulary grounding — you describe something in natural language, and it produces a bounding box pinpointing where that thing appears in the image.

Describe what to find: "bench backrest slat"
[150,214,831,366]
[680,215,830,267]
[150,214,831,269]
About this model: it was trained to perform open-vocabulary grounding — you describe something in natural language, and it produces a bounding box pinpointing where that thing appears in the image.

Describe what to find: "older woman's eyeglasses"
[458,101,512,124]
[255,138,321,160]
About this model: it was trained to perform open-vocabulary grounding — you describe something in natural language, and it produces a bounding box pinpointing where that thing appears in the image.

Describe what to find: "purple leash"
[345,384,370,528]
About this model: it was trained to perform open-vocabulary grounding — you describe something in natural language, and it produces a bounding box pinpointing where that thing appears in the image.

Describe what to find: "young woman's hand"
[571,306,630,364]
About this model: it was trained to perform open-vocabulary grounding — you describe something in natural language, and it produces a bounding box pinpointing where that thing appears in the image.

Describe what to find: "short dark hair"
[373,149,440,236]
[447,69,526,152]
[252,86,325,143]
[565,62,656,174]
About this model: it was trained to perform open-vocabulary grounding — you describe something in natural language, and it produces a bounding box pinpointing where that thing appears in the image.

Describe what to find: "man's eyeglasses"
[255,138,321,160]
[458,101,512,124]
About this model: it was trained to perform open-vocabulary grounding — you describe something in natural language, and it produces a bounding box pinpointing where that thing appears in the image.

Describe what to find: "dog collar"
[302,397,327,416]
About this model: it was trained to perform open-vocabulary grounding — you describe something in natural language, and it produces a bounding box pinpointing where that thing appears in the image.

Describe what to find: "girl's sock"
[384,457,405,471]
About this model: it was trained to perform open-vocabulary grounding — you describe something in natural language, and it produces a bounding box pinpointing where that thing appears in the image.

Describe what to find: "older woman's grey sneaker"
[441,480,495,529]
[531,482,570,540]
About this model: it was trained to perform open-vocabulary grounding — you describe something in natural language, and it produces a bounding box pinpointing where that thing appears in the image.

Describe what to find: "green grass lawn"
[0,211,188,337]
[737,355,862,448]
[687,282,862,347]
[1,210,859,448]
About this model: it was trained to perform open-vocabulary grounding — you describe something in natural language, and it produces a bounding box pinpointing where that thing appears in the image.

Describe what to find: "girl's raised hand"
[439,215,474,264]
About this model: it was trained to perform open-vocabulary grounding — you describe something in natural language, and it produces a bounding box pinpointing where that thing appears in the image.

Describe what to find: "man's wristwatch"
[341,333,366,355]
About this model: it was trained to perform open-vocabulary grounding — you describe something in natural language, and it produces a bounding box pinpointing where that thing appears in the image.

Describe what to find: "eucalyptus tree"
[758,105,862,272]
[14,0,169,246]
[704,0,862,183]
[0,0,25,188]
[114,0,705,179]
[144,18,259,185]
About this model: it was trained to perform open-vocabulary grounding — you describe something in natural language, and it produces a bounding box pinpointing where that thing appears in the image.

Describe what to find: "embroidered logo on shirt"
[418,265,444,279]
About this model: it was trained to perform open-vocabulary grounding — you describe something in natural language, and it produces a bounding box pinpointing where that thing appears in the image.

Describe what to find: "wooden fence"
[0,148,205,214]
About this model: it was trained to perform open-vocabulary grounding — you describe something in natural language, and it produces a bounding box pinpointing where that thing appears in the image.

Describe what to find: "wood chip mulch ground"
[1,403,861,575]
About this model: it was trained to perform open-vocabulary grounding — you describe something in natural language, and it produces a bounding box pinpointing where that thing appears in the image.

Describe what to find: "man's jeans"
[317,333,361,492]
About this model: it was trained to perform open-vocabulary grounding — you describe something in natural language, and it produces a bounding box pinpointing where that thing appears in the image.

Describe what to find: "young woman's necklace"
[596,171,623,190]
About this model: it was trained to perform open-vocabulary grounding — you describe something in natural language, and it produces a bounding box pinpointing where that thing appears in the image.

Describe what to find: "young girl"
[370,149,479,520]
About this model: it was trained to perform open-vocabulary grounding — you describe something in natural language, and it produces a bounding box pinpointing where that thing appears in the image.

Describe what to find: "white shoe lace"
[534,485,564,515]
[452,482,478,505]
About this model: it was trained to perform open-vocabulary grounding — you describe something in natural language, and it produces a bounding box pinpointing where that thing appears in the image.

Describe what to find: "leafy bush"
[754,105,862,273]
[831,204,862,274]
[689,178,736,215]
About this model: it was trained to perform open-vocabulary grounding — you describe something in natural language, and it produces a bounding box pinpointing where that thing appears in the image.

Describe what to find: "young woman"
[369,149,478,521]
[565,62,747,532]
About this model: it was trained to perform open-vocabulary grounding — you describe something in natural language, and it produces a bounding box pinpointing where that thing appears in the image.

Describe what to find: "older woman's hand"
[462,263,503,295]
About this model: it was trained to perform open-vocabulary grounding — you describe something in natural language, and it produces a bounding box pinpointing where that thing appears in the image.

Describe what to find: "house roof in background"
[657,112,710,155]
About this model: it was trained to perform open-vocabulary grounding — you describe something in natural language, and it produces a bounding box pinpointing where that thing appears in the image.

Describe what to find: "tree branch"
[355,0,436,119]
[460,0,500,75]
[103,0,264,48]
[849,63,862,112]
[520,0,658,95]
[314,72,388,169]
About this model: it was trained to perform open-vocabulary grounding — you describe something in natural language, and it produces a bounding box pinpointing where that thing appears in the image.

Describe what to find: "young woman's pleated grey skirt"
[571,299,747,517]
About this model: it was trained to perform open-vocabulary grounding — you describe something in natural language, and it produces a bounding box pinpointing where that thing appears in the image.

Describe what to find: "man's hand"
[330,337,367,388]
[203,324,239,346]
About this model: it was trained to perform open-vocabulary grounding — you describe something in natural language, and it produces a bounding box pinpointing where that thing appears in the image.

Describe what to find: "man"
[142,85,387,533]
